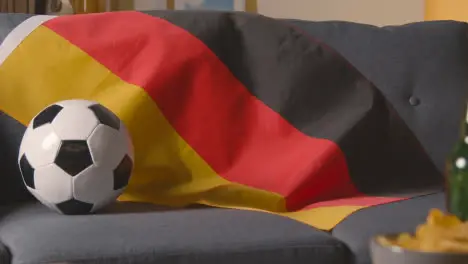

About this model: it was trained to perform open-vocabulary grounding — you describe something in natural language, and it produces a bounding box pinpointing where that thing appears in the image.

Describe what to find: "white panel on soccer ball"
[20,124,61,168]
[51,106,99,140]
[33,164,73,204]
[87,124,128,168]
[73,164,114,205]
[119,122,134,161]
[56,99,98,108]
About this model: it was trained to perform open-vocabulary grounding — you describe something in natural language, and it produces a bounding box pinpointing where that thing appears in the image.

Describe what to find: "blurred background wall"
[131,0,425,26]
[132,0,433,26]
[254,0,425,26]
[425,0,468,21]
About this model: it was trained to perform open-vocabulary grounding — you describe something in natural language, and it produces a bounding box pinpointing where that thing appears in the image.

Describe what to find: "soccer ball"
[18,99,134,215]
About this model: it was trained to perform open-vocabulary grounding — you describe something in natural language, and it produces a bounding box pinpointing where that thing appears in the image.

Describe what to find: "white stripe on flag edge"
[0,15,57,66]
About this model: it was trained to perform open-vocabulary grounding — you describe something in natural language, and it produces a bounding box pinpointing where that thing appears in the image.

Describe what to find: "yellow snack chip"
[427,208,461,227]
[427,208,445,225]
[386,209,468,253]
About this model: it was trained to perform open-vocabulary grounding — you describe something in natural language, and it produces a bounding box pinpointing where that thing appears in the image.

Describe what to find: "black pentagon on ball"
[113,154,133,190]
[55,140,93,176]
[19,154,35,189]
[33,104,63,129]
[88,104,120,130]
[56,198,94,215]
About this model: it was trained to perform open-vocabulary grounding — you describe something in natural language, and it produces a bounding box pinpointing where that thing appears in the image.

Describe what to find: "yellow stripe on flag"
[202,200,365,230]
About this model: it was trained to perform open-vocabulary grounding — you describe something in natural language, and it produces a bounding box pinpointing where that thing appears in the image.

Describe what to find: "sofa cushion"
[332,192,445,264]
[0,202,350,264]
[290,20,468,171]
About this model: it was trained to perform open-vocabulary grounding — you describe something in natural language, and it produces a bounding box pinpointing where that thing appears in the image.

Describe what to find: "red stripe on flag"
[44,11,361,210]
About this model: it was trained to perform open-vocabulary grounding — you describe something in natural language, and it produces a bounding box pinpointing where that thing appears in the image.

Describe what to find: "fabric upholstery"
[0,202,350,264]
[333,192,445,264]
[291,20,468,171]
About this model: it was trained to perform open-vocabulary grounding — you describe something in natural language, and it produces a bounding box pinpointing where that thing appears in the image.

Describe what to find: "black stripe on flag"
[144,10,442,195]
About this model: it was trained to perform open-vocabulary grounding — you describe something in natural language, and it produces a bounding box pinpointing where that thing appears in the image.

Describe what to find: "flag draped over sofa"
[0,11,442,230]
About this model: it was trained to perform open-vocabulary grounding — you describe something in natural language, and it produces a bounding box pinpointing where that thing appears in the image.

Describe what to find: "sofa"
[0,11,467,264]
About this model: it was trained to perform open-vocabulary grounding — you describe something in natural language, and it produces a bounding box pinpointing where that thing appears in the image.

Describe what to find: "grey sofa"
[0,12,467,264]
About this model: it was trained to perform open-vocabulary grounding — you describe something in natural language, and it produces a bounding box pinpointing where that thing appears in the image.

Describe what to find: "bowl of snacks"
[370,209,468,264]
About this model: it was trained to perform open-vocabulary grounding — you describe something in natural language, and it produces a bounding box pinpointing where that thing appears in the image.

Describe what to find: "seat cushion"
[0,202,350,264]
[332,192,445,264]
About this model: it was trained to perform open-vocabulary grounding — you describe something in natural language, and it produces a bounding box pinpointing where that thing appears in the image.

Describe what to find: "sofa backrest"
[290,19,468,171]
[1,13,467,203]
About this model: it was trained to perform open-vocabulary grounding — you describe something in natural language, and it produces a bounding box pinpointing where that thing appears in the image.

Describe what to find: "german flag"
[0,11,442,230]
